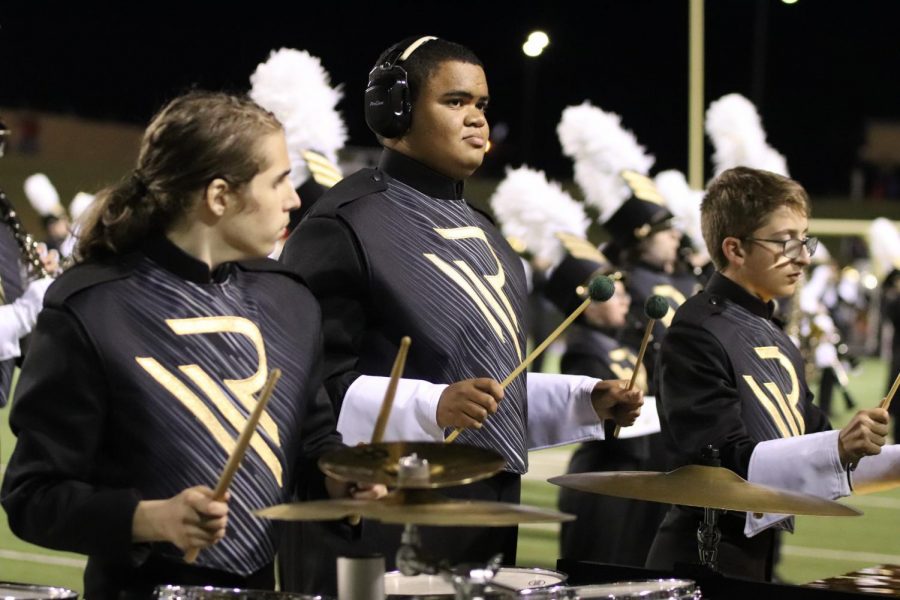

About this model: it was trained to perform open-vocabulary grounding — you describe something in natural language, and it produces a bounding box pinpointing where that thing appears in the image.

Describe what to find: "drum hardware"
[549,445,861,573]
[0,582,79,599]
[256,486,573,527]
[318,441,506,489]
[154,585,329,599]
[695,447,722,572]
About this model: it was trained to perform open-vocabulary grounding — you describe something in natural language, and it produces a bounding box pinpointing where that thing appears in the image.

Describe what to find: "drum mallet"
[613,295,669,439]
[445,275,616,443]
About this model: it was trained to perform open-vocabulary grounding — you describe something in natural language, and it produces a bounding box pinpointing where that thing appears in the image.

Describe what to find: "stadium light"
[522,31,550,57]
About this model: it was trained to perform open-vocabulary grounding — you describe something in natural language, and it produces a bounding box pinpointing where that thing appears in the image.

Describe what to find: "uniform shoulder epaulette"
[671,291,726,325]
[467,202,497,226]
[234,258,308,287]
[44,254,142,307]
[304,168,388,218]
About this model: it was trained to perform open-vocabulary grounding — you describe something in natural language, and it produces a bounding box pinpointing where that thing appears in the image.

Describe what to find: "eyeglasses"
[743,236,818,259]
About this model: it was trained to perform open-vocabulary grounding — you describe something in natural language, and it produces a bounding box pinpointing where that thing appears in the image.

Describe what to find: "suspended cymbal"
[549,465,861,517]
[318,441,506,489]
[255,489,574,526]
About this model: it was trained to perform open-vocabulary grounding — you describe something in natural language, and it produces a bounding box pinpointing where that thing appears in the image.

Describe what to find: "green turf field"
[1,357,897,595]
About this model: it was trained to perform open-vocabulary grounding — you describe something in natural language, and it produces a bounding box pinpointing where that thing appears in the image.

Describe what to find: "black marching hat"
[544,232,623,315]
[602,170,675,258]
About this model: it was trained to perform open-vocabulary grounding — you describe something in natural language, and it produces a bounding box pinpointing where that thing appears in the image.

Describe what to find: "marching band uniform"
[0,223,25,405]
[647,272,835,579]
[281,148,608,593]
[541,249,650,566]
[556,323,649,565]
[1,236,343,599]
[0,220,53,407]
[598,178,700,566]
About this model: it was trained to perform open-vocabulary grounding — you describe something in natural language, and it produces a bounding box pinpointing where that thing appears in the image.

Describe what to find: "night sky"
[2,1,899,194]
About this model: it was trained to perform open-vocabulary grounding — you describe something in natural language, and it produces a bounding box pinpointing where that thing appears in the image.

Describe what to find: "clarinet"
[0,186,50,279]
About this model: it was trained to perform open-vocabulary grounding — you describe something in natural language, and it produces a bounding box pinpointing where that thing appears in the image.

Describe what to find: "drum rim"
[568,578,698,598]
[0,582,79,598]
[383,567,567,577]
[382,566,568,591]
[153,584,329,599]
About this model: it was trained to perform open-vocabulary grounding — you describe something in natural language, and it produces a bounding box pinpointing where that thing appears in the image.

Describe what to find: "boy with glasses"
[646,166,898,580]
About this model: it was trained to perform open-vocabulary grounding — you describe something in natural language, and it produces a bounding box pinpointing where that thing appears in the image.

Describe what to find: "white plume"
[705,93,788,176]
[249,48,347,188]
[24,173,63,217]
[557,102,655,221]
[489,166,590,269]
[869,218,900,277]
[69,191,96,223]
[654,169,707,257]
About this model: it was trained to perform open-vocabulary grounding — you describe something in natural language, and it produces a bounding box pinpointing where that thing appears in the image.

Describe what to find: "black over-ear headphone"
[365,36,437,139]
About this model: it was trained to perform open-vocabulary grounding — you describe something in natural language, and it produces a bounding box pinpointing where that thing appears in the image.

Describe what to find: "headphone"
[364,36,437,139]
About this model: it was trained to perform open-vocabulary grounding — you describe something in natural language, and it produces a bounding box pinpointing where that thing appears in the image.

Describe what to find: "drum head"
[154,586,330,600]
[0,583,79,599]
[384,567,567,598]
[568,579,699,599]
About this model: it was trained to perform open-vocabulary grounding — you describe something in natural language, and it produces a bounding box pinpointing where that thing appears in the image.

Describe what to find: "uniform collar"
[706,271,775,319]
[142,235,231,284]
[379,147,465,200]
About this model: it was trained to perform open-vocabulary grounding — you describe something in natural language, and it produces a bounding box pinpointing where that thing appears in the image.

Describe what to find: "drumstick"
[184,368,282,563]
[881,371,900,411]
[371,336,412,444]
[612,295,669,439]
[445,275,616,444]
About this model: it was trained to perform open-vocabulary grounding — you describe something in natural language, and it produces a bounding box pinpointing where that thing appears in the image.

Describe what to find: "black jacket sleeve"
[656,318,758,478]
[280,216,369,413]
[293,332,347,501]
[1,306,140,558]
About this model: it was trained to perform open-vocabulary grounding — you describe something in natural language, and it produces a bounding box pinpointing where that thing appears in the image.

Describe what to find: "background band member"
[1,91,379,599]
[646,166,900,580]
[280,36,642,594]
[0,118,58,408]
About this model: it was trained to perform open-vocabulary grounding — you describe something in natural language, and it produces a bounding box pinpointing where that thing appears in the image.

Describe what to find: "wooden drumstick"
[184,368,282,563]
[881,371,900,411]
[371,336,412,444]
[613,295,669,439]
[445,276,616,444]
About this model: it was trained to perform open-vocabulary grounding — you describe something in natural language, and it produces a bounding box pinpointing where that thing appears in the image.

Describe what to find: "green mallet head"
[645,294,670,320]
[587,275,616,302]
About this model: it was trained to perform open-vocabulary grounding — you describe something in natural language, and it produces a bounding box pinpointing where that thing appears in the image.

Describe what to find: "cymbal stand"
[391,455,521,598]
[697,506,722,571]
[696,445,723,572]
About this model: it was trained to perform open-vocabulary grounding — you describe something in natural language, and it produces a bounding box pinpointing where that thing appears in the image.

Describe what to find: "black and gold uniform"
[282,145,613,595]
[557,324,649,565]
[281,147,530,591]
[0,223,24,406]
[646,272,831,580]
[622,261,699,387]
[1,237,343,599]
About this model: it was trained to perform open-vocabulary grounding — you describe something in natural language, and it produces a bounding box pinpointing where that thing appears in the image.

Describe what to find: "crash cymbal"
[318,441,506,489]
[255,489,574,526]
[549,465,861,517]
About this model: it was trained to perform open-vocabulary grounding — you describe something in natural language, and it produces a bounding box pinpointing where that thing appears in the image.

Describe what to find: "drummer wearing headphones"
[1,91,382,599]
[646,167,900,579]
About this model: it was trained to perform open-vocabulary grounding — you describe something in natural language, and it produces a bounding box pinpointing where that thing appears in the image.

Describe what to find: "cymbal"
[318,441,506,489]
[255,489,574,526]
[548,465,861,517]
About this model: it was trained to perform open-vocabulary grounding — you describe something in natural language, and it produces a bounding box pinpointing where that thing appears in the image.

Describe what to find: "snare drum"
[566,579,700,599]
[154,586,330,600]
[384,567,567,599]
[0,583,79,599]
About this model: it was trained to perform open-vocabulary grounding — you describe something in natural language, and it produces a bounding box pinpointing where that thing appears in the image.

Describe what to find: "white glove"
[0,277,53,360]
